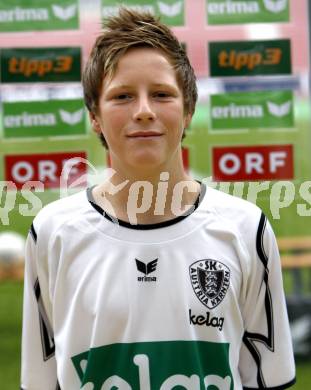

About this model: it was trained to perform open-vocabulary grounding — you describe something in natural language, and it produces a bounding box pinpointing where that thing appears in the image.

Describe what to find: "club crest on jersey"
[189,259,230,309]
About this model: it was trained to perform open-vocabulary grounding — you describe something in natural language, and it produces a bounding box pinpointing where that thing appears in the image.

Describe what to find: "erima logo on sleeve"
[135,258,158,282]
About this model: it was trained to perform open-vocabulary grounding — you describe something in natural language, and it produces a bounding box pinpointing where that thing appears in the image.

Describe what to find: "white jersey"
[21,184,295,390]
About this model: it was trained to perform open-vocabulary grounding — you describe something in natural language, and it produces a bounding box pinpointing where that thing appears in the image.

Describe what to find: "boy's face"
[91,47,191,173]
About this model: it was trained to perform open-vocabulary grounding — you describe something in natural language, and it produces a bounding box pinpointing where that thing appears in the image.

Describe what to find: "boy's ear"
[184,113,192,129]
[89,112,102,134]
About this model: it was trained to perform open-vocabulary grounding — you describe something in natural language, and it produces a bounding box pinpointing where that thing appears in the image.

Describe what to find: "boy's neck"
[92,164,201,225]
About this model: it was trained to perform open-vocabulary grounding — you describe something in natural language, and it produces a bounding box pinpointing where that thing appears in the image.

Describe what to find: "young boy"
[21,8,296,390]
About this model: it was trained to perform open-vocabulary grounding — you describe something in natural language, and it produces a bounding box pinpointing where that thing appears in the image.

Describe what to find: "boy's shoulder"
[205,184,262,217]
[32,189,89,236]
[203,184,264,237]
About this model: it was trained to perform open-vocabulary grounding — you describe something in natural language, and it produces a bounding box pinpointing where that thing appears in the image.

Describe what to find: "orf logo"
[189,259,230,309]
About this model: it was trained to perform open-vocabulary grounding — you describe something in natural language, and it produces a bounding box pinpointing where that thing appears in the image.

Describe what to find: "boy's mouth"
[127,131,163,138]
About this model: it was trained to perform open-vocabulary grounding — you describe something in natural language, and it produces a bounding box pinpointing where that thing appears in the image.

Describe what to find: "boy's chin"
[127,151,167,170]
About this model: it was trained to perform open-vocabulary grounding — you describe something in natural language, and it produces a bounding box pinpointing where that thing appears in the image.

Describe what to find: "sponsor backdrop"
[4,151,87,190]
[209,39,292,77]
[0,0,79,32]
[2,99,86,138]
[209,90,294,130]
[101,0,185,26]
[212,144,294,181]
[207,0,290,24]
[0,0,310,241]
[0,47,81,83]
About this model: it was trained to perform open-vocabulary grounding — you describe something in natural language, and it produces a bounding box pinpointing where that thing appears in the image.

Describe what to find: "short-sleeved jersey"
[21,184,296,390]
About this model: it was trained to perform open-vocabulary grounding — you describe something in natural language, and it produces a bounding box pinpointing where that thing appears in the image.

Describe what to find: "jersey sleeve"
[239,213,296,389]
[21,223,60,390]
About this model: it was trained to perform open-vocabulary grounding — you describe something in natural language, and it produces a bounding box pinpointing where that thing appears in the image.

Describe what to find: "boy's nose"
[133,95,156,122]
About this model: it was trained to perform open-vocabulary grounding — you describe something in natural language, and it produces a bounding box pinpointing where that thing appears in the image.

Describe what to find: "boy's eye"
[115,94,131,100]
[154,92,170,98]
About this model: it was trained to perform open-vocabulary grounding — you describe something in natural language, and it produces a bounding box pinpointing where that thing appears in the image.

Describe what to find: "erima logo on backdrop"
[158,1,183,17]
[207,0,287,15]
[211,100,292,119]
[103,1,183,19]
[4,109,84,128]
[102,5,153,18]
[59,109,84,125]
[52,4,77,20]
[263,0,287,13]
[267,100,291,117]
[0,4,77,22]
[135,258,158,282]
[189,259,230,309]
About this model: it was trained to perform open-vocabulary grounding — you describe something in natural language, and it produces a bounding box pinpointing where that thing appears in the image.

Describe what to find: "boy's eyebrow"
[107,83,178,91]
[105,84,132,91]
[151,83,177,88]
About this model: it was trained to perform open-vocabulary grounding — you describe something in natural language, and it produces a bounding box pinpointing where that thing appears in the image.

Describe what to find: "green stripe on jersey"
[71,340,233,389]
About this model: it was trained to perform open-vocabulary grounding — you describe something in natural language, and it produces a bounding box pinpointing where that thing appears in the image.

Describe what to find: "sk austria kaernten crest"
[189,259,230,309]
